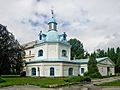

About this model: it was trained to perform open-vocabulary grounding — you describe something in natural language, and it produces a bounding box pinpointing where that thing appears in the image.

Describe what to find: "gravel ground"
[0,85,120,90]
[0,85,90,90]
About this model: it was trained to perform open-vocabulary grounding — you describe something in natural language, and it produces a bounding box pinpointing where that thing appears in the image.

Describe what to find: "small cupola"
[48,10,57,31]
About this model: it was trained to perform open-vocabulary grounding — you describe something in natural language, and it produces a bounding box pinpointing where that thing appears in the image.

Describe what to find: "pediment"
[99,58,115,65]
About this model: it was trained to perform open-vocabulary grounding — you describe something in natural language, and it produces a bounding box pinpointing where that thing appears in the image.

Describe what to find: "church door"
[107,67,110,76]
[68,68,73,76]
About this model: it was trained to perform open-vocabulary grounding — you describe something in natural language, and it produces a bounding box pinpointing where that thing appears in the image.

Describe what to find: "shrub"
[0,78,5,83]
[20,71,26,77]
[83,77,91,82]
[90,72,102,78]
[84,72,89,76]
[84,71,102,79]
[64,76,84,82]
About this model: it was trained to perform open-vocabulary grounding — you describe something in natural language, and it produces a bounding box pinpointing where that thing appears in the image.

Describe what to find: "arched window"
[38,50,43,56]
[68,68,73,76]
[62,50,67,56]
[50,67,54,76]
[31,68,36,76]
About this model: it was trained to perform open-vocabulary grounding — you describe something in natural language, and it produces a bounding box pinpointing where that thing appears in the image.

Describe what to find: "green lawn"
[0,75,68,88]
[98,80,120,86]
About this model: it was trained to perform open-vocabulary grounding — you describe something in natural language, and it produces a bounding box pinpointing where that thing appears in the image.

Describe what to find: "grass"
[0,75,68,88]
[98,80,120,86]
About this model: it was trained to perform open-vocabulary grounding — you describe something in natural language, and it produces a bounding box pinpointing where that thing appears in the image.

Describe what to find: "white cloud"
[96,33,120,51]
[0,0,120,52]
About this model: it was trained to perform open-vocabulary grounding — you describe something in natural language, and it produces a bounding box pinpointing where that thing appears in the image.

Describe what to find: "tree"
[88,54,98,73]
[96,49,106,58]
[0,24,25,75]
[93,47,120,74]
[84,51,89,59]
[107,48,116,64]
[87,54,101,78]
[116,53,120,74]
[68,38,84,59]
[116,47,120,54]
[116,47,120,61]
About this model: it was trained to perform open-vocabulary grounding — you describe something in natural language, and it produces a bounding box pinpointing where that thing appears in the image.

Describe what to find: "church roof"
[26,57,113,65]
[22,40,37,49]
[72,57,108,63]
[48,17,57,24]
[22,11,69,47]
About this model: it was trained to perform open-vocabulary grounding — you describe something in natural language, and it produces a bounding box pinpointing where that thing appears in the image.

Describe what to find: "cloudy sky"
[0,0,120,52]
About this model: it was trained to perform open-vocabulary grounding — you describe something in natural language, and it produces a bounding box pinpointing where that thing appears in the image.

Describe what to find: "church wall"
[40,63,62,77]
[79,64,88,76]
[25,62,115,77]
[25,63,41,76]
[59,44,71,60]
[34,44,47,59]
[62,63,79,76]
[79,62,115,76]
[24,48,35,62]
[47,43,59,59]
[25,62,81,77]
[97,64,115,76]
[110,67,115,75]
[97,64,108,76]
[97,58,115,76]
[25,62,63,77]
[24,43,60,61]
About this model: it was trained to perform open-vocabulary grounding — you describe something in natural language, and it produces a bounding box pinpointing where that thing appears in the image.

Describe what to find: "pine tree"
[107,48,116,64]
[116,53,120,75]
[116,47,120,60]
[116,47,120,54]
[88,54,98,73]
[87,54,101,78]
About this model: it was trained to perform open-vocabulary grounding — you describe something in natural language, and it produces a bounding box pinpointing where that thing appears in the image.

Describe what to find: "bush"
[90,72,102,78]
[84,71,102,79]
[0,78,5,83]
[84,72,89,76]
[83,77,91,82]
[64,76,84,82]
[20,71,26,77]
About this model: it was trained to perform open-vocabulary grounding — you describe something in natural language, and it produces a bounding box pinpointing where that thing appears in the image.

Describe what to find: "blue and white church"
[23,11,115,77]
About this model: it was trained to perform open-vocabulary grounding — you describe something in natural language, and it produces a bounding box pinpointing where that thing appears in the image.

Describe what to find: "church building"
[23,11,115,77]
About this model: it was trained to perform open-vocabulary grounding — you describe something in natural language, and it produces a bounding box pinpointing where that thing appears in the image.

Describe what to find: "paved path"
[83,76,120,90]
[0,85,88,90]
[92,76,120,85]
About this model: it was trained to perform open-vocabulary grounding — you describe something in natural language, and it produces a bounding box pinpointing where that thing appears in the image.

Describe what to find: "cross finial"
[51,6,54,18]
[51,9,54,18]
